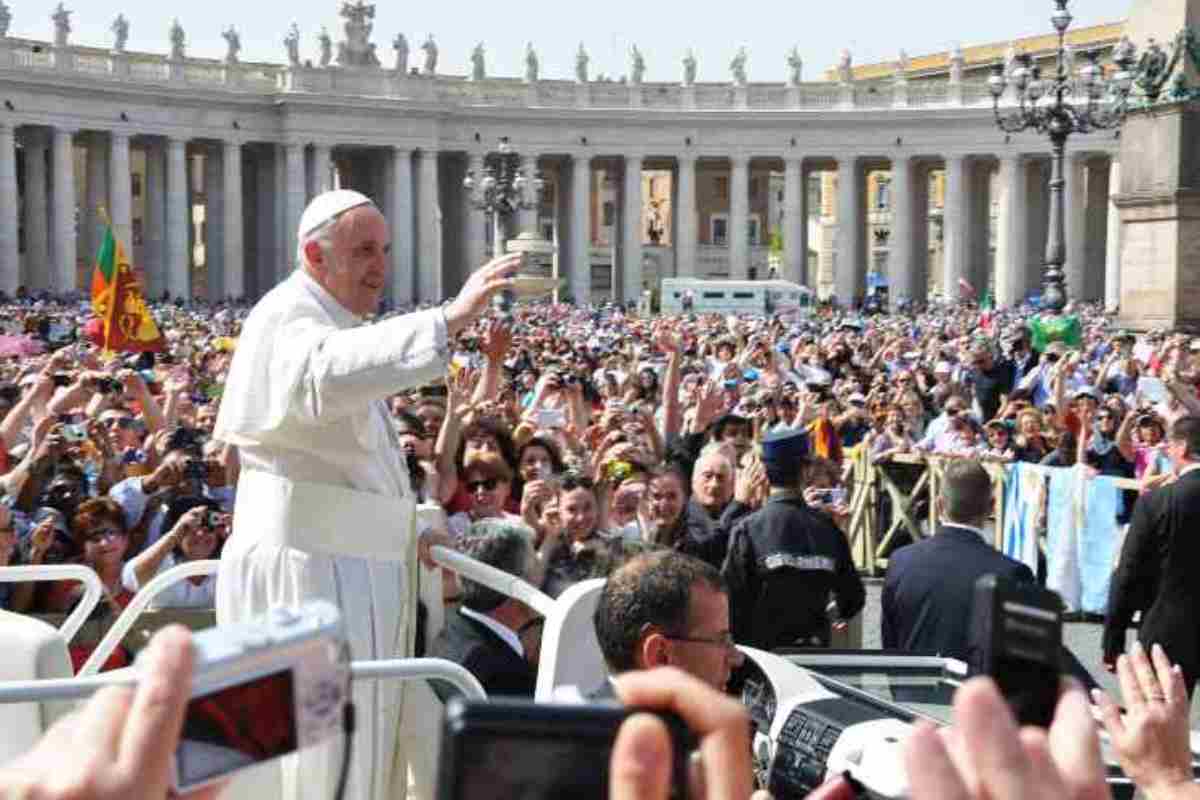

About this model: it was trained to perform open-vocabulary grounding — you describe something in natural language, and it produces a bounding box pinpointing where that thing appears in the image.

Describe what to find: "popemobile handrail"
[78,559,220,676]
[0,657,486,704]
[430,545,557,618]
[0,565,104,646]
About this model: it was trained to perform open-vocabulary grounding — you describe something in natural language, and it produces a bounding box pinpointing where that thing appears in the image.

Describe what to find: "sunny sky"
[18,0,1132,81]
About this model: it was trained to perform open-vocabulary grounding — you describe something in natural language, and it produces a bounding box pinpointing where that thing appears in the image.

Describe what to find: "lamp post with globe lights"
[987,0,1137,313]
[462,136,545,260]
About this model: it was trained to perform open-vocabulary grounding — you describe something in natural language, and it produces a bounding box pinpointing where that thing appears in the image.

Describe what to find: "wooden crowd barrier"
[845,450,1140,576]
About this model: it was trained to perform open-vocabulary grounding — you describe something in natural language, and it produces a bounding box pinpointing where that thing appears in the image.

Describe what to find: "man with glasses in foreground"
[593,550,743,693]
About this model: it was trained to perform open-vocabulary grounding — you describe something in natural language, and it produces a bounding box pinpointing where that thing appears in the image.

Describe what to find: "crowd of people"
[3,264,1200,796]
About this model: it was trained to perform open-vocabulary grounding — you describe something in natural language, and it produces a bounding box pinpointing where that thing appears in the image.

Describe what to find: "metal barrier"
[845,450,1140,575]
[78,559,219,676]
[430,545,556,618]
[0,657,485,703]
[0,565,104,646]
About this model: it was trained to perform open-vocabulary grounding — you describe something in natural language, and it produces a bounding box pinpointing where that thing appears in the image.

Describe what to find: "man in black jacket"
[1104,415,1200,698]
[882,459,1034,660]
[430,522,541,700]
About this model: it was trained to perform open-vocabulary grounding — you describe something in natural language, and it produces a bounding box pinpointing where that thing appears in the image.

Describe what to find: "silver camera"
[135,600,350,794]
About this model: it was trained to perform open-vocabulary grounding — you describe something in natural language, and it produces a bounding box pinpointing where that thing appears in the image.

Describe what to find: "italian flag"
[90,222,164,353]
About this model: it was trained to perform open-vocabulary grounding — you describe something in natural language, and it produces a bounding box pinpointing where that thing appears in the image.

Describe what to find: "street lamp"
[462,136,545,259]
[987,0,1136,313]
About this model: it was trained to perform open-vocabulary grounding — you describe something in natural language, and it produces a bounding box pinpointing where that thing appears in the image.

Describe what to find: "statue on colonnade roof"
[682,49,696,86]
[730,46,748,86]
[284,23,301,66]
[51,3,71,48]
[223,26,241,65]
[837,48,853,83]
[319,26,333,67]
[470,41,486,81]
[111,14,129,53]
[630,44,645,84]
[421,34,438,75]
[575,43,589,83]
[0,3,12,39]
[169,18,186,61]
[337,0,380,67]
[392,33,408,73]
[787,46,803,87]
[524,42,539,83]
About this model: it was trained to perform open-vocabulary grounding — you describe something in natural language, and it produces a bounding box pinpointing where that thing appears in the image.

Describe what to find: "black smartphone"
[420,385,449,399]
[969,574,1063,728]
[51,372,73,387]
[437,698,693,800]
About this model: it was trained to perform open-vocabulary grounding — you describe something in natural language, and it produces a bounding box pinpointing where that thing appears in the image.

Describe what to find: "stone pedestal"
[786,86,801,108]
[733,85,748,109]
[1116,106,1200,330]
[575,83,590,108]
[629,85,643,109]
[681,85,696,110]
[892,79,909,108]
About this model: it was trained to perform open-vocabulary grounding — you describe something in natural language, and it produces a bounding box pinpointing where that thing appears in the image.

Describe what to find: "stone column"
[285,142,306,273]
[889,155,920,307]
[143,141,166,300]
[835,155,865,304]
[165,137,190,300]
[517,153,539,236]
[23,131,49,291]
[253,148,274,294]
[570,152,592,305]
[942,154,970,300]
[388,146,415,308]
[50,127,77,292]
[1064,152,1087,303]
[1105,159,1121,312]
[621,153,643,304]
[223,140,244,300]
[783,156,806,285]
[415,148,441,303]
[995,155,1029,308]
[1084,158,1110,303]
[464,151,488,269]
[0,124,17,295]
[204,150,224,302]
[273,144,287,283]
[1025,158,1051,301]
[85,134,109,262]
[109,132,132,252]
[312,144,333,197]
[729,154,750,278]
[970,161,993,296]
[675,155,697,278]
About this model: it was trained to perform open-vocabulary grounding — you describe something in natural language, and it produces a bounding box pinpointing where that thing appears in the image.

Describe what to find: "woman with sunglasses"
[447,452,523,543]
[68,498,136,672]
[1012,408,1051,463]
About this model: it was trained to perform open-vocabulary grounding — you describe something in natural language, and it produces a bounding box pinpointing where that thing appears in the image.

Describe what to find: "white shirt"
[121,553,215,609]
[459,606,525,657]
[941,522,989,540]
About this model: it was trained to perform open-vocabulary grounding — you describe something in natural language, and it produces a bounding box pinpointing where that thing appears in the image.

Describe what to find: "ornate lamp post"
[462,136,545,259]
[987,0,1137,313]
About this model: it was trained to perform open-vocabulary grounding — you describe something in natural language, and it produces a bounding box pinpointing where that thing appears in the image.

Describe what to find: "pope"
[213,189,519,799]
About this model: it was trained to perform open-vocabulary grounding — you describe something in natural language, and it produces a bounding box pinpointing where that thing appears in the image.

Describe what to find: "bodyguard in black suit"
[429,522,541,701]
[1104,416,1200,697]
[882,459,1035,661]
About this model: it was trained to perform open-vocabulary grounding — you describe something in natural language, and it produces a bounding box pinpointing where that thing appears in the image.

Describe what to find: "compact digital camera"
[134,600,351,794]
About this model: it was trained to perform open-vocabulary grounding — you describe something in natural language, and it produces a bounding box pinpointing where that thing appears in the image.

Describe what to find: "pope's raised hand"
[444,253,522,336]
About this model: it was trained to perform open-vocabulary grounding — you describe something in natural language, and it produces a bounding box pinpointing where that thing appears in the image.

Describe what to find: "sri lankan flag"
[90,222,164,353]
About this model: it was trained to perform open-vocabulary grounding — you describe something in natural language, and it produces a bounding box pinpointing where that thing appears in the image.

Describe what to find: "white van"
[659,278,813,317]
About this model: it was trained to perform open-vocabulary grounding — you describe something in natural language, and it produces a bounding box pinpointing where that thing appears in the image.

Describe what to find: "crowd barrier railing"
[0,565,104,645]
[845,450,1140,576]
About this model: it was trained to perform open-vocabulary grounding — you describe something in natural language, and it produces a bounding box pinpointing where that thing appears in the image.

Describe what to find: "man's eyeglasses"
[465,478,501,492]
[666,631,737,651]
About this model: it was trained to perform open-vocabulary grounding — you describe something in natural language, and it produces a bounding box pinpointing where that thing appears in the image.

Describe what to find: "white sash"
[235,468,415,562]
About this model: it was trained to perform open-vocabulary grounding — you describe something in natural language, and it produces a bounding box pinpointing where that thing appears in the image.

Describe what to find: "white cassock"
[214,268,449,800]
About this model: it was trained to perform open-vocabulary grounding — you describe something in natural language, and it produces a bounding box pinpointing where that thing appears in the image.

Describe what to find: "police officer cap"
[297,190,376,240]
[760,428,811,467]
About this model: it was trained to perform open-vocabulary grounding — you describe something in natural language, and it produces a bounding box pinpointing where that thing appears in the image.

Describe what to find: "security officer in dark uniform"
[722,429,865,650]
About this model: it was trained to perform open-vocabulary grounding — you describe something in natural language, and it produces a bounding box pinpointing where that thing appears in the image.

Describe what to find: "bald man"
[215,190,518,800]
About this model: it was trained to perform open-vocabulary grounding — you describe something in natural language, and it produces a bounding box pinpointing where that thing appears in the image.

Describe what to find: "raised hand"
[444,253,522,336]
